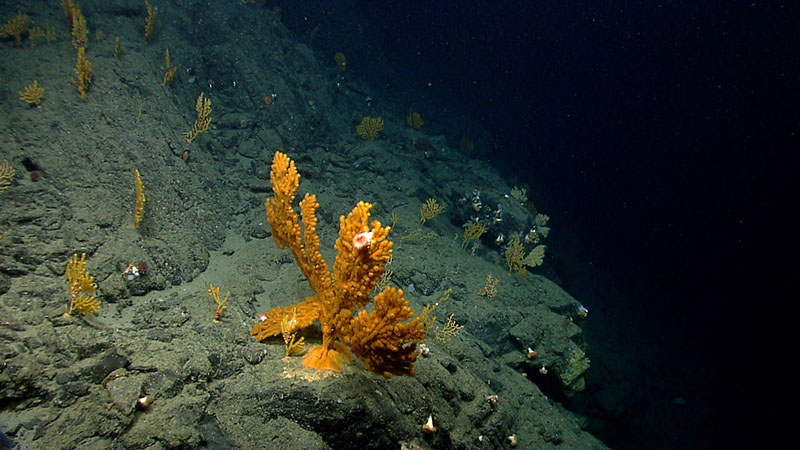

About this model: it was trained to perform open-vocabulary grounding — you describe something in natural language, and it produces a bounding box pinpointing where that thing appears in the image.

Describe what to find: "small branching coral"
[28,26,43,48]
[0,160,14,192]
[478,274,498,298]
[183,92,212,142]
[19,81,43,106]
[1,11,30,47]
[46,24,57,45]
[69,3,87,48]
[418,288,450,337]
[407,112,423,129]
[133,169,145,228]
[356,116,383,140]
[144,0,158,42]
[417,288,463,342]
[64,253,100,317]
[162,48,177,85]
[72,47,92,99]
[420,198,446,226]
[251,152,425,377]
[504,238,546,275]
[207,283,230,322]
[510,186,527,204]
[462,221,486,248]
[434,314,464,343]
[0,160,13,241]
[281,308,306,357]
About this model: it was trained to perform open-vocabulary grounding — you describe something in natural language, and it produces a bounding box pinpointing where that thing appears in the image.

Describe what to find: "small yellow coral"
[281,308,306,357]
[1,11,29,47]
[114,36,121,57]
[208,283,230,322]
[0,160,14,192]
[433,313,464,343]
[162,48,178,85]
[183,92,212,142]
[133,169,145,228]
[46,24,57,45]
[64,253,100,317]
[504,238,526,274]
[462,221,486,248]
[28,26,43,48]
[478,274,498,298]
[418,288,451,339]
[505,239,546,274]
[420,198,446,226]
[144,0,158,42]
[356,116,383,140]
[523,245,546,268]
[70,6,87,48]
[19,81,44,106]
[407,112,423,129]
[72,47,92,99]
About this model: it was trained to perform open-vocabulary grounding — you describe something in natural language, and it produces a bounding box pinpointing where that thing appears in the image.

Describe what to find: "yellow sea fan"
[420,198,446,225]
[356,116,383,140]
[523,245,546,268]
[407,112,423,129]
[65,253,100,316]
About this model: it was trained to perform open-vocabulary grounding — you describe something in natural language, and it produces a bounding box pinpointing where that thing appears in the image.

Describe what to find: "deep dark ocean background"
[276,1,797,447]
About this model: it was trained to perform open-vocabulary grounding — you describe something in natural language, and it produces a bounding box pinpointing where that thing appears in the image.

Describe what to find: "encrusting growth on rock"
[251,152,425,377]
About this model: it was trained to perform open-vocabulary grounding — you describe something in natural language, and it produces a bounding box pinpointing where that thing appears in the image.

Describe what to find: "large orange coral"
[251,152,424,377]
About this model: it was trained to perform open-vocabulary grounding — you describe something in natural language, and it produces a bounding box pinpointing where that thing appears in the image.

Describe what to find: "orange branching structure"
[251,152,425,377]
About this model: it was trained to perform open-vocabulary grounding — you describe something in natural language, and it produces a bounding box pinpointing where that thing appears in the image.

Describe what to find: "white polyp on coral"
[352,231,373,250]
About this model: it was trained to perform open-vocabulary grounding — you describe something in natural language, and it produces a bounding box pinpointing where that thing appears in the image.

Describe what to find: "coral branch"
[251,151,424,377]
